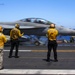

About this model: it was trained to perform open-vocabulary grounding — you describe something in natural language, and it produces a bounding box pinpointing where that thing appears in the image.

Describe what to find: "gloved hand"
[22,32,24,36]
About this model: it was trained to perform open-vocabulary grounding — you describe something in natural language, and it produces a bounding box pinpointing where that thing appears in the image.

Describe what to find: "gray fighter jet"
[0,18,75,36]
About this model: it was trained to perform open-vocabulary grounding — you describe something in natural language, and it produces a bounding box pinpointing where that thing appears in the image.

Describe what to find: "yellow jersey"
[47,28,58,41]
[0,33,7,49]
[10,28,23,40]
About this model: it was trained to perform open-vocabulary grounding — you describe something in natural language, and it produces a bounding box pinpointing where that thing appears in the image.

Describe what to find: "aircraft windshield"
[20,18,52,25]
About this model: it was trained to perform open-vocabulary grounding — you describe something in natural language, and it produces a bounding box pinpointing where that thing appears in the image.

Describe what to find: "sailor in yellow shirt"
[8,24,24,58]
[46,23,58,62]
[0,26,7,70]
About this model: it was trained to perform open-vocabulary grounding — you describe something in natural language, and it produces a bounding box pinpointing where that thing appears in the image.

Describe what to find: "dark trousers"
[47,40,58,60]
[9,39,19,57]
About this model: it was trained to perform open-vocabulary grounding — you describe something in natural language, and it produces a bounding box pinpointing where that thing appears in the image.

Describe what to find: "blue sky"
[0,0,75,28]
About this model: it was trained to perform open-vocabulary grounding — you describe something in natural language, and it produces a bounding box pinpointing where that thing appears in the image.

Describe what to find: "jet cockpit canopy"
[20,18,53,25]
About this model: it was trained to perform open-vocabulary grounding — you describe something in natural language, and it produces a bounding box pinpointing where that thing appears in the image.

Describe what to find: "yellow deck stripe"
[31,50,75,52]
[17,57,75,59]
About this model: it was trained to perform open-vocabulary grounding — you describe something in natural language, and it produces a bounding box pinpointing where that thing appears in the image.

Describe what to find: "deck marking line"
[1,69,75,74]
[4,50,75,52]
[31,50,75,52]
[4,50,31,52]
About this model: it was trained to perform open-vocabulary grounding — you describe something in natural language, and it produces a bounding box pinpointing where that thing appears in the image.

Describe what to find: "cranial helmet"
[50,24,55,28]
[15,23,20,28]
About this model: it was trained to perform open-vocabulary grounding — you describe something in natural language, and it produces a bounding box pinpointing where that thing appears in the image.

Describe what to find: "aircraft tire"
[34,41,40,46]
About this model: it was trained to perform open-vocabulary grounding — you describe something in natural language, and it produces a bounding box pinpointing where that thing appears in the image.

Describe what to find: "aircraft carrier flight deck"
[0,43,75,75]
[3,43,75,69]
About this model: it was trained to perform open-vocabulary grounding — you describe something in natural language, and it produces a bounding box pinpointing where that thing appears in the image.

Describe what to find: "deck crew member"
[8,24,24,58]
[46,23,58,62]
[0,26,7,70]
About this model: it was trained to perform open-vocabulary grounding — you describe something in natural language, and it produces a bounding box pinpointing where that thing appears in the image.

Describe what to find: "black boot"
[54,59,58,62]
